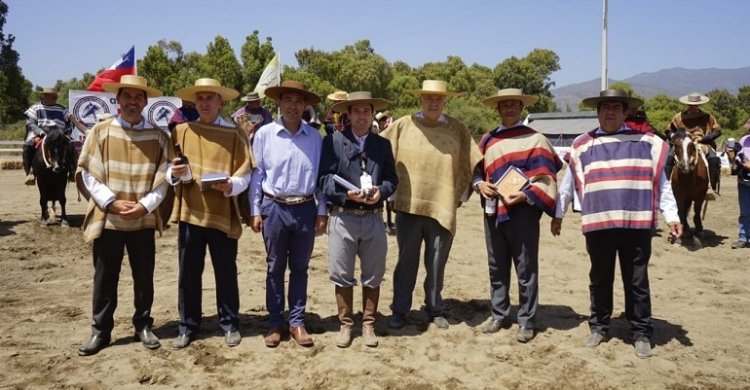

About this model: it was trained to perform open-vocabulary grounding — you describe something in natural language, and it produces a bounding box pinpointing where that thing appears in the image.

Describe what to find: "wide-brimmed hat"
[679,92,710,106]
[330,91,389,114]
[175,78,239,102]
[327,90,349,102]
[482,88,538,108]
[582,89,644,109]
[264,80,321,105]
[39,87,58,95]
[375,111,391,121]
[240,91,262,102]
[102,75,162,98]
[405,80,463,97]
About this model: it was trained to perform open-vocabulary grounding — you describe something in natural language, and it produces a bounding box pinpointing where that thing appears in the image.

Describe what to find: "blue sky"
[5,0,749,90]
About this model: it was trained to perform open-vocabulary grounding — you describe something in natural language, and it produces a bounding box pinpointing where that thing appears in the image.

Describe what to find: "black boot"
[708,156,721,193]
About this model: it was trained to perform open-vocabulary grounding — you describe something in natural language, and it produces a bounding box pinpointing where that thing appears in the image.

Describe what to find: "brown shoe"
[24,173,35,186]
[289,326,314,347]
[264,328,282,348]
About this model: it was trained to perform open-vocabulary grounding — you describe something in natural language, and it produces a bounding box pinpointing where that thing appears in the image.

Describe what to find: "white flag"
[253,54,280,98]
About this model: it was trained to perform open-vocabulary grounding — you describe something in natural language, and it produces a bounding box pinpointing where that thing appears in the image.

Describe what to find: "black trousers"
[483,204,542,328]
[177,223,239,335]
[91,228,155,335]
[584,228,653,339]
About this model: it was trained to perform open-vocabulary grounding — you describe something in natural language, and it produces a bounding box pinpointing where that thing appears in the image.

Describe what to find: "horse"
[669,128,710,247]
[32,127,76,227]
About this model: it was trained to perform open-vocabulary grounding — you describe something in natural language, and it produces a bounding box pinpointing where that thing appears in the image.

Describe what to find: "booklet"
[200,172,230,192]
[494,166,529,199]
[332,174,359,191]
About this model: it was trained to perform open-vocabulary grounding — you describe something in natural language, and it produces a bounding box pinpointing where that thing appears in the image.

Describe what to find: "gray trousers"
[391,212,454,317]
[483,205,541,328]
[328,211,387,288]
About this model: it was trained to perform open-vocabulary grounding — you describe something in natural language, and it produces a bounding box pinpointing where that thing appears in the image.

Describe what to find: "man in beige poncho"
[381,80,483,330]
[168,78,255,350]
[76,75,170,356]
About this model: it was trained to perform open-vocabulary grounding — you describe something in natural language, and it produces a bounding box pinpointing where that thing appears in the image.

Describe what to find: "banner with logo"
[69,90,182,135]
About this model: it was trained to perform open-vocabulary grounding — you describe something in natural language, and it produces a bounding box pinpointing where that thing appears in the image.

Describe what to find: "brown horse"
[670,128,709,244]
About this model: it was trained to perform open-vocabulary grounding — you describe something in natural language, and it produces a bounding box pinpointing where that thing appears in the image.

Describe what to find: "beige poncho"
[381,114,482,235]
[76,119,170,243]
[171,121,255,239]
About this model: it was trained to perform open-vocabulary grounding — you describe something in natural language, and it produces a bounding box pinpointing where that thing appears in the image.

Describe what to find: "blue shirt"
[250,118,327,215]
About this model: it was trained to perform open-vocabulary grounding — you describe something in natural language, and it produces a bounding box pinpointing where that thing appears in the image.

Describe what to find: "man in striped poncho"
[76,75,170,356]
[552,89,682,359]
[472,88,562,343]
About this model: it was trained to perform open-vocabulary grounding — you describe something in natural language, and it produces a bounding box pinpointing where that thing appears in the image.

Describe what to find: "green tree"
[138,45,173,95]
[0,0,31,124]
[706,89,739,130]
[644,93,681,132]
[239,30,275,93]
[493,49,560,112]
[201,35,242,93]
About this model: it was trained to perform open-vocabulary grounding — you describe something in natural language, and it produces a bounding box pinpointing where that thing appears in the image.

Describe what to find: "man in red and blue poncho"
[552,89,682,359]
[472,88,562,343]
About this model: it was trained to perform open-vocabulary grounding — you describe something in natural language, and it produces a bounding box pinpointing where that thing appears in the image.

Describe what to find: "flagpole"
[601,0,608,91]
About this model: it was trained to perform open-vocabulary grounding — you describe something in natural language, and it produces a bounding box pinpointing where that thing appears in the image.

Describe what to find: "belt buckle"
[285,196,305,205]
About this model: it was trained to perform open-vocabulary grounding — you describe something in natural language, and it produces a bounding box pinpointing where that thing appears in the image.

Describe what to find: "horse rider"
[23,87,87,185]
[667,93,722,198]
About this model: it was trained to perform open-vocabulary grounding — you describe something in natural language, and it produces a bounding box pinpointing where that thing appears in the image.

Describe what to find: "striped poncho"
[479,125,563,223]
[171,121,255,239]
[569,128,667,233]
[76,119,170,243]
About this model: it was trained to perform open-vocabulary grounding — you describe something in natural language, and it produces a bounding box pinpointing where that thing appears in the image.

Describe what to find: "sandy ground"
[1,168,749,389]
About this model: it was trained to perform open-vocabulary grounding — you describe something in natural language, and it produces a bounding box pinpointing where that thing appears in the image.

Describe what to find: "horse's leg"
[693,197,705,236]
[678,198,692,239]
[59,179,68,227]
[39,187,49,227]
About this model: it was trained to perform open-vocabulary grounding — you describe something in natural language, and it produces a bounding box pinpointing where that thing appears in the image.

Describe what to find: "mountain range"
[551,66,750,111]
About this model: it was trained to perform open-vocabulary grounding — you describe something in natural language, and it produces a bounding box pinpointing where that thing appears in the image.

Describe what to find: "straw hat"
[482,88,538,108]
[175,78,239,102]
[102,75,162,98]
[39,87,58,95]
[329,91,389,114]
[582,89,644,109]
[405,80,463,97]
[679,92,710,106]
[375,111,391,121]
[264,80,321,105]
[327,90,349,102]
[240,91,262,102]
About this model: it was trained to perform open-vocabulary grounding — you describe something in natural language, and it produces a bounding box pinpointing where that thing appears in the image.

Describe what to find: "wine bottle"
[173,143,194,184]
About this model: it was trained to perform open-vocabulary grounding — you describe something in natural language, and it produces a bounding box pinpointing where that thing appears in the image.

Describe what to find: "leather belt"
[331,206,382,216]
[263,192,315,205]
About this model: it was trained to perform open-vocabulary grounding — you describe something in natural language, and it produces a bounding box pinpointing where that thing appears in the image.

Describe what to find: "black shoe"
[135,327,161,350]
[78,333,111,356]
[225,330,241,347]
[171,333,191,350]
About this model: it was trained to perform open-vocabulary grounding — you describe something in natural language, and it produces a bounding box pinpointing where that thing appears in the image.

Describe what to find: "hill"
[552,66,750,111]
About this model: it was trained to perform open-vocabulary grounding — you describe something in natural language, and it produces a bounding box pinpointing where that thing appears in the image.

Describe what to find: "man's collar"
[275,117,309,136]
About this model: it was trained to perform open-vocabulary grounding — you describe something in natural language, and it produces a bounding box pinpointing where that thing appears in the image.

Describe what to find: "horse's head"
[43,127,74,173]
[671,127,699,174]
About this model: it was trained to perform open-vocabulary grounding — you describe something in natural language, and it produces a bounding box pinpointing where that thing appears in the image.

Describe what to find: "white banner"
[69,90,182,133]
[253,54,280,98]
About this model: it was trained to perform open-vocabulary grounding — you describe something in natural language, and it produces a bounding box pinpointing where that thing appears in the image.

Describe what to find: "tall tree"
[706,89,739,130]
[240,30,275,93]
[138,45,173,95]
[0,0,31,124]
[493,49,560,112]
[201,35,243,93]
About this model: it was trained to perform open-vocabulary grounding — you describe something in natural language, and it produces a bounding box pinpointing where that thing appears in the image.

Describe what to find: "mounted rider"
[667,92,722,198]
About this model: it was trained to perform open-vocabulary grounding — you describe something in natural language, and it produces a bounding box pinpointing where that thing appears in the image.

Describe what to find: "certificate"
[494,166,529,199]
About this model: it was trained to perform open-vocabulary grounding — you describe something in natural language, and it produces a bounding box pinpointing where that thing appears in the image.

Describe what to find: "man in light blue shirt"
[249,80,327,348]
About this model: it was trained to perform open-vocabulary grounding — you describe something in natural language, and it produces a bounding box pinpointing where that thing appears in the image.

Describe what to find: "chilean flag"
[86,46,135,92]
